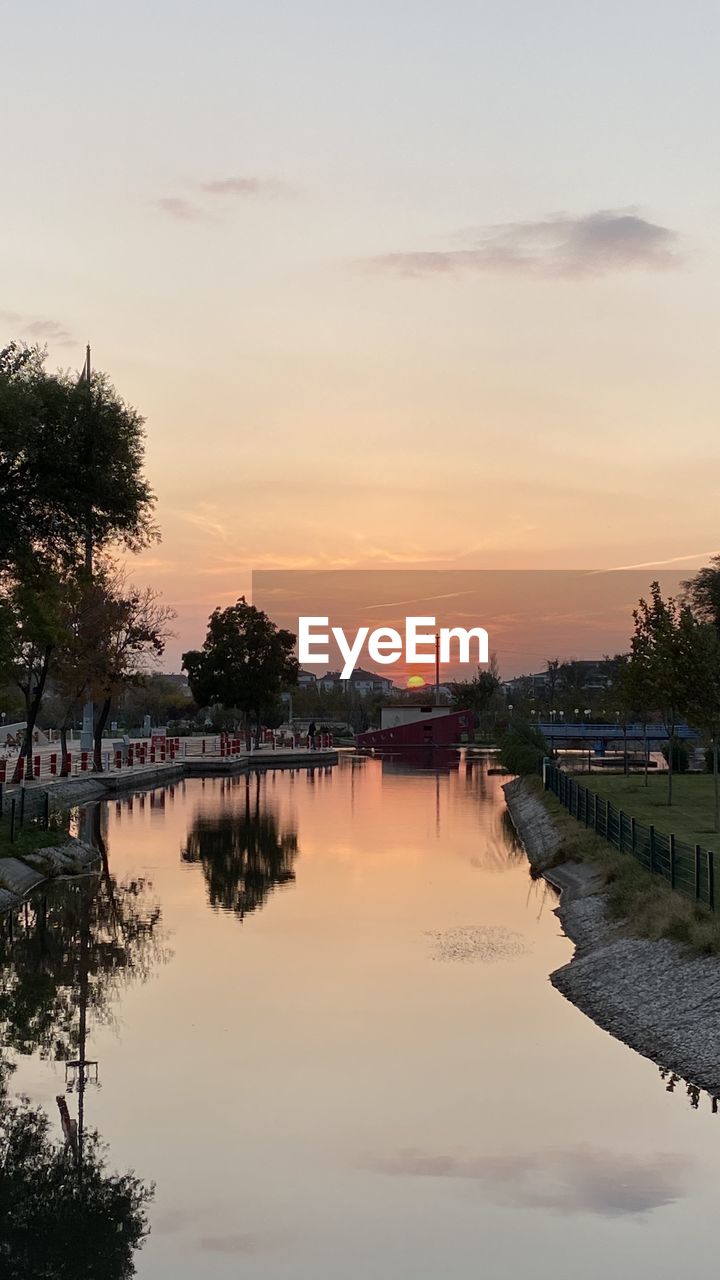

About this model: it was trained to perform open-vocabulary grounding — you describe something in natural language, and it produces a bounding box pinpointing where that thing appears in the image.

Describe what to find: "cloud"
[155,196,208,222]
[370,210,682,278]
[0,310,74,346]
[198,176,288,198]
[365,1146,691,1216]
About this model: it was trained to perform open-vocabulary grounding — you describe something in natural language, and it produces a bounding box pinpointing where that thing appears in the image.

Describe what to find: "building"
[358,704,475,749]
[316,668,396,696]
[297,669,318,687]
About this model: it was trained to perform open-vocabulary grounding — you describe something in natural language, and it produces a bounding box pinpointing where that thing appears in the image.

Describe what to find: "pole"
[435,633,440,702]
[81,344,95,751]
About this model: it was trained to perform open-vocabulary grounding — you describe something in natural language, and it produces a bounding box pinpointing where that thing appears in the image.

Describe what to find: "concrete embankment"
[503,776,720,1098]
[0,839,100,913]
[0,750,340,913]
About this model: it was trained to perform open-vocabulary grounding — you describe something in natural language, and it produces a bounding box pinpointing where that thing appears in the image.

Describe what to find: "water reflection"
[368,1145,693,1216]
[181,774,298,919]
[0,814,164,1277]
[660,1067,720,1113]
[0,1057,153,1279]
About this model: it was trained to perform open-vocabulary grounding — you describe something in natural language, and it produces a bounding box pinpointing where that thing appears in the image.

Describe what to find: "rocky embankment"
[503,777,720,1098]
[0,838,100,912]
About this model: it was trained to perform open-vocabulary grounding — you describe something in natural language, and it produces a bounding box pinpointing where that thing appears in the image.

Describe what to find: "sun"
[406,675,426,689]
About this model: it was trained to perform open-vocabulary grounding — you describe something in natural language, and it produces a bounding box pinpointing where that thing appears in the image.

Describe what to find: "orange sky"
[3,2,719,670]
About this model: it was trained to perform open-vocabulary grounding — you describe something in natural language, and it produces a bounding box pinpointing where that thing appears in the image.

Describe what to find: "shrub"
[499,720,549,776]
[662,739,689,773]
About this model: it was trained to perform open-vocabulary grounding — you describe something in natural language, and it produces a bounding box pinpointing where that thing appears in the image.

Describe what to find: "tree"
[0,568,70,783]
[498,720,548,776]
[182,598,298,738]
[0,344,157,574]
[87,582,175,770]
[447,658,501,736]
[628,583,697,805]
[682,556,720,631]
[684,622,720,831]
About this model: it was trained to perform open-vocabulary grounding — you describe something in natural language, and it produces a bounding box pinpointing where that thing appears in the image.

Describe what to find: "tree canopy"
[0,343,157,574]
[182,597,298,727]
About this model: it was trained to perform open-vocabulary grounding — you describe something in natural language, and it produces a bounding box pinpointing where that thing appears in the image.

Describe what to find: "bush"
[499,720,549,776]
[662,739,689,773]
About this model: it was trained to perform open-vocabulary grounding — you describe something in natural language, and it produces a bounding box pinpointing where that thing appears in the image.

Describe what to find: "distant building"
[503,659,615,698]
[316,668,396,696]
[297,669,318,687]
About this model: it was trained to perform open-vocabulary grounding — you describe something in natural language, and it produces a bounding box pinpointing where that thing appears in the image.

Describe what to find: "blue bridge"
[536,721,698,747]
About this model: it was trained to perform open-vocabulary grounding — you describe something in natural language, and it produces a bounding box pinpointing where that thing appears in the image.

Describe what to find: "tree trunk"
[11,648,52,784]
[60,723,70,776]
[667,734,674,806]
[707,737,712,834]
[714,740,719,833]
[93,696,112,771]
[644,723,649,787]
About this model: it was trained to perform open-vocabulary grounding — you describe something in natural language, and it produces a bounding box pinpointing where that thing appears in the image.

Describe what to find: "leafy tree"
[182,598,298,739]
[0,567,71,782]
[682,556,720,631]
[498,719,548,776]
[86,580,174,770]
[628,582,698,805]
[0,344,157,574]
[684,622,720,830]
[447,658,501,735]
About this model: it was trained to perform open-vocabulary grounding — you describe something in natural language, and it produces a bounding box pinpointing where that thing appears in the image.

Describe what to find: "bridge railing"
[544,760,717,909]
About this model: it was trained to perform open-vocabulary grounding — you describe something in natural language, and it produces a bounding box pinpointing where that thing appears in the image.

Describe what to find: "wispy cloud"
[370,210,682,279]
[198,176,289,198]
[155,196,208,222]
[0,310,74,346]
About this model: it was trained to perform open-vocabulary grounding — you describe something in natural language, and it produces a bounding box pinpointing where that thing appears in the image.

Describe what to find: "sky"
[2,1,719,670]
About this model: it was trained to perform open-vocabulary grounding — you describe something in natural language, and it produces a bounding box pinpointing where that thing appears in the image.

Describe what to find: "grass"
[583,773,720,848]
[0,811,68,861]
[525,775,720,955]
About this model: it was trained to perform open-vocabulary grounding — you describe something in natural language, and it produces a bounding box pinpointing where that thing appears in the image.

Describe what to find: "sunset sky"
[3,1,719,668]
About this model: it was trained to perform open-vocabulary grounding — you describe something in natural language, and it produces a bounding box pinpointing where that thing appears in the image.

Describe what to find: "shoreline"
[0,750,340,914]
[503,776,720,1098]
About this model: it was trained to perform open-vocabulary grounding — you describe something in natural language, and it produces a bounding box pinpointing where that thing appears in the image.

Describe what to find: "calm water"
[2,752,720,1278]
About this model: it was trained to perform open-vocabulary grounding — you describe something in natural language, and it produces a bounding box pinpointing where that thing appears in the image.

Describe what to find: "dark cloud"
[0,310,74,346]
[366,1145,691,1216]
[198,176,288,198]
[155,196,208,222]
[371,210,682,278]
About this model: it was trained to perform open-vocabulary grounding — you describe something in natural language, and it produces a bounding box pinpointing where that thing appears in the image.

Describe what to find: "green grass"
[583,773,720,848]
[0,810,68,861]
[526,775,720,954]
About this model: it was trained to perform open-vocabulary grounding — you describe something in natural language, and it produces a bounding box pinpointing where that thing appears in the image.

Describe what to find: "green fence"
[544,761,717,909]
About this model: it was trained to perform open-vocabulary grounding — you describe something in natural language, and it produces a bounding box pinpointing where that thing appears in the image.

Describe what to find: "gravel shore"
[504,777,720,1098]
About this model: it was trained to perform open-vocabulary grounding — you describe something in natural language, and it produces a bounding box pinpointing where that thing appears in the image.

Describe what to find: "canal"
[2,752,719,1278]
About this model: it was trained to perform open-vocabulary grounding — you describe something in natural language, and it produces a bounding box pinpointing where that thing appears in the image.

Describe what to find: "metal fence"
[544,760,717,909]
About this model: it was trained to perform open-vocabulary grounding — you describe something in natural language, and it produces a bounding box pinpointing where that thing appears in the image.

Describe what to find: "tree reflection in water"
[182,773,298,919]
[0,803,163,1277]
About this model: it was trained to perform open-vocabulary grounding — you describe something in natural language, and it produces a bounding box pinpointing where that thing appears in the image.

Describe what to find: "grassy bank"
[584,774,720,848]
[0,825,61,861]
[527,776,720,954]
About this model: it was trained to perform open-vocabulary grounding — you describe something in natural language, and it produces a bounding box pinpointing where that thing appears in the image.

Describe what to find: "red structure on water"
[357,707,475,749]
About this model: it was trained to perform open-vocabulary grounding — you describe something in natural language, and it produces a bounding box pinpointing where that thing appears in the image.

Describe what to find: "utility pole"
[435,632,440,703]
[80,344,94,751]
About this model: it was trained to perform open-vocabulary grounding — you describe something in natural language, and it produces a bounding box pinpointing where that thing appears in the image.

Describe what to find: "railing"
[544,760,717,909]
[0,732,336,784]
